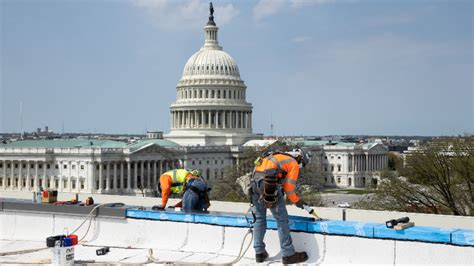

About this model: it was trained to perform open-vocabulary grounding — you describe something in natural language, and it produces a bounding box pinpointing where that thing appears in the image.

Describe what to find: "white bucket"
[51,246,74,266]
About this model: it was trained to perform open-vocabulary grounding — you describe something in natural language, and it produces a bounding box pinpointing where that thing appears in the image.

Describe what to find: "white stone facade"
[305,142,389,188]
[0,143,181,195]
[181,146,243,181]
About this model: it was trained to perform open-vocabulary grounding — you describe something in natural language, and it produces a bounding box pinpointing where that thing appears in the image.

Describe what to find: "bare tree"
[355,137,473,216]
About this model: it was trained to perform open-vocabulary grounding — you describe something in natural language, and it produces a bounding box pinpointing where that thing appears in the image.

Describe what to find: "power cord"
[0,203,105,257]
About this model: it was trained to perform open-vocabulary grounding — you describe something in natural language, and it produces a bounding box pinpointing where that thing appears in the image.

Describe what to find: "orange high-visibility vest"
[254,153,301,203]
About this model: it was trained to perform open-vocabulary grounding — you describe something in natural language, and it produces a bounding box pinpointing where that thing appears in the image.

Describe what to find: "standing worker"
[251,148,310,264]
[154,169,193,210]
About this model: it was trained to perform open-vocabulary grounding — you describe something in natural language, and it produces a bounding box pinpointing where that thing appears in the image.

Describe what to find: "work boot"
[282,251,308,264]
[255,251,269,263]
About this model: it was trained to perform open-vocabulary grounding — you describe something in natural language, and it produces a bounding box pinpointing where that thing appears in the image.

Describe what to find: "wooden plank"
[394,222,415,230]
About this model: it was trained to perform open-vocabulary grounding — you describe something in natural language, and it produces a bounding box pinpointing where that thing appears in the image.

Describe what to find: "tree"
[355,137,474,216]
[387,152,403,171]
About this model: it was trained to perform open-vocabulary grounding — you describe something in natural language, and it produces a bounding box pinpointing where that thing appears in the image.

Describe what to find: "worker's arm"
[281,160,301,203]
[160,175,172,207]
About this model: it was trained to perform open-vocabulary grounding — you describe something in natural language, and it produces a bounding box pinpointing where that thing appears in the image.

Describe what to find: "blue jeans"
[251,180,295,257]
[183,179,208,211]
[182,189,203,211]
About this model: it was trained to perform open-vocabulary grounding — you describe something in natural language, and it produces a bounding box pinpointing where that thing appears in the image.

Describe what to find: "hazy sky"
[1,0,473,136]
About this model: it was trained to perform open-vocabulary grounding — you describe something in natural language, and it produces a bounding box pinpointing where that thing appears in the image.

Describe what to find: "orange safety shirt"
[159,171,192,207]
[254,153,301,203]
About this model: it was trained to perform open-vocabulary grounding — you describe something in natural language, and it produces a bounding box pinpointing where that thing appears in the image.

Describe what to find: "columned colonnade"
[171,110,252,130]
[0,159,180,193]
[350,154,388,172]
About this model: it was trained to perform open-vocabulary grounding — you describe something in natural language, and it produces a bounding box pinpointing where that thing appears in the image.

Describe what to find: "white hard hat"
[286,148,309,167]
[286,148,303,158]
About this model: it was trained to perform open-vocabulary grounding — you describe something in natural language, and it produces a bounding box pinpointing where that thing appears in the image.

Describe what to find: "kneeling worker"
[154,169,209,212]
[154,169,192,210]
[182,170,211,212]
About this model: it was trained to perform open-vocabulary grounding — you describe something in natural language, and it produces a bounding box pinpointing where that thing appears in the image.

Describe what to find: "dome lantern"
[203,2,221,50]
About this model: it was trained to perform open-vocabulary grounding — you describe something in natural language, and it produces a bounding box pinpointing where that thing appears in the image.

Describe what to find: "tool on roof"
[303,204,324,221]
[386,216,410,228]
[96,247,110,256]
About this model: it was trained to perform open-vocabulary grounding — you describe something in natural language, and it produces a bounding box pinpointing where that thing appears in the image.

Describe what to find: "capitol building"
[0,6,387,195]
[164,9,260,146]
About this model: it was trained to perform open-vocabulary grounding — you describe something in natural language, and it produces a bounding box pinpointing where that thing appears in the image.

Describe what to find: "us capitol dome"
[164,4,262,146]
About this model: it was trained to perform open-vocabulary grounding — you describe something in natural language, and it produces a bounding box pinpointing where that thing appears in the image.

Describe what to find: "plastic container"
[52,246,74,266]
[66,234,78,246]
[36,192,42,203]
[63,237,72,247]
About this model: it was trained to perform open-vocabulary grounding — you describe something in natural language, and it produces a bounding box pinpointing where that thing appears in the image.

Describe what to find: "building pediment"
[368,143,388,153]
[130,144,171,155]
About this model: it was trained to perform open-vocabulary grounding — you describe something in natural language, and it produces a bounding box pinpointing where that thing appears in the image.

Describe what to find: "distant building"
[0,138,182,194]
[294,140,388,188]
[0,138,388,193]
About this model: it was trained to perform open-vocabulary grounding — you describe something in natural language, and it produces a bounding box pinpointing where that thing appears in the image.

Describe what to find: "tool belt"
[253,172,281,208]
[262,175,280,208]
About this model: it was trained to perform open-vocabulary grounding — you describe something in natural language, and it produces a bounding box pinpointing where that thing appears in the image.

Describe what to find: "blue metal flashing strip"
[451,229,474,246]
[267,219,308,231]
[194,213,249,227]
[125,208,473,246]
[374,225,454,244]
[307,220,377,238]
[126,209,194,223]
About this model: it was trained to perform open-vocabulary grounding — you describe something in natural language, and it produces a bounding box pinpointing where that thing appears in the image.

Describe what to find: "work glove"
[295,199,308,209]
[152,204,165,211]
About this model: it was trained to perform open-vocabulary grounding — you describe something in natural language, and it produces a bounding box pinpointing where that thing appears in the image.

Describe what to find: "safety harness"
[254,153,290,208]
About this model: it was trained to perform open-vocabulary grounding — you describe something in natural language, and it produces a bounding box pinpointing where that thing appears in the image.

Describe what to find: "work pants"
[182,179,208,211]
[251,180,295,257]
[182,189,204,211]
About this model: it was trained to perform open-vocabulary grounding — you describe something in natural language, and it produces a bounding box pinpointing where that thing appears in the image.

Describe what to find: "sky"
[1,0,472,136]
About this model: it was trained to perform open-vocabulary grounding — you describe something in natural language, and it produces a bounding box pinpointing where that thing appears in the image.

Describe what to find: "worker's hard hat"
[191,169,202,177]
[286,148,309,167]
